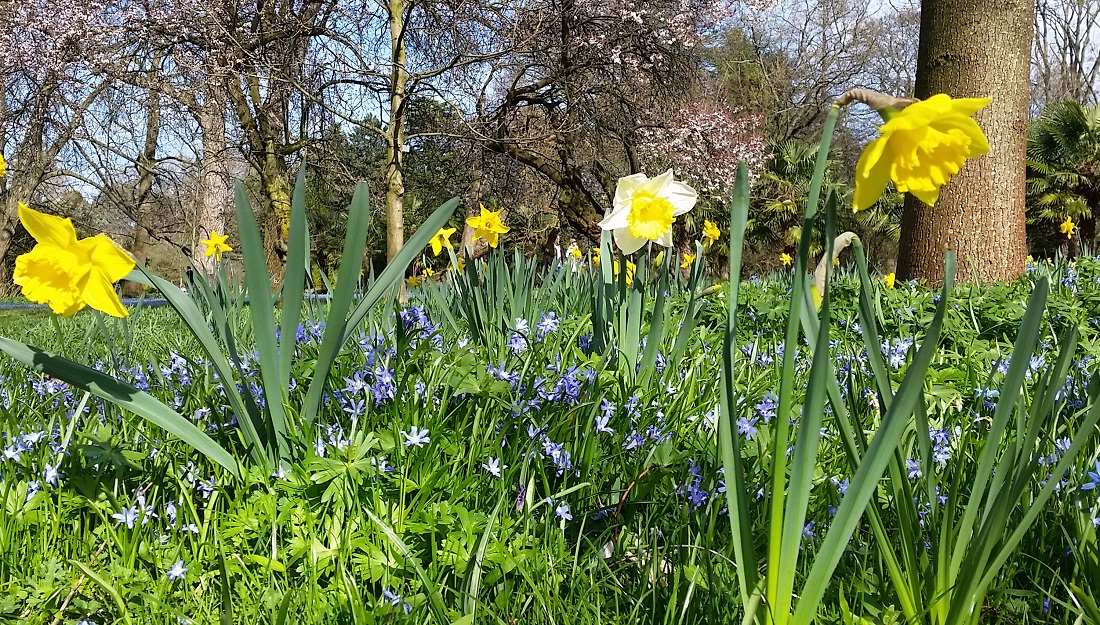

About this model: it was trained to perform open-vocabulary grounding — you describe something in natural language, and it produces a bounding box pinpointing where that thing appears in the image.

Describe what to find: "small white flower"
[112,506,139,529]
[166,560,188,581]
[402,427,430,448]
[481,457,506,477]
[555,502,573,521]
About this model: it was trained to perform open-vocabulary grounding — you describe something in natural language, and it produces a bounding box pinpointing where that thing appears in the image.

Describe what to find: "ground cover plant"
[3,92,1100,625]
[4,233,1100,624]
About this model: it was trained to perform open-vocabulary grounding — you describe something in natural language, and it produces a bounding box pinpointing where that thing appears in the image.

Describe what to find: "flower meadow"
[3,91,1100,625]
[0,252,1099,624]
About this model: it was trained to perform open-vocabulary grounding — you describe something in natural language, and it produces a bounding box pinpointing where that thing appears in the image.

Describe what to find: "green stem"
[766,104,839,625]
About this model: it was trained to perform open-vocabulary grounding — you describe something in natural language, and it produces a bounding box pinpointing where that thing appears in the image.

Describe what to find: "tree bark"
[897,0,1032,283]
[123,80,162,297]
[195,84,231,276]
[385,0,410,264]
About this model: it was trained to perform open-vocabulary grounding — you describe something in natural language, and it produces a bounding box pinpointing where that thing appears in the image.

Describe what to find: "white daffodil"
[599,169,697,254]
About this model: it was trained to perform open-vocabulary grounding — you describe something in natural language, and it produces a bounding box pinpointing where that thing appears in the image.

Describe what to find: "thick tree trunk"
[261,150,292,272]
[0,82,54,271]
[0,178,37,293]
[897,0,1032,283]
[385,156,404,262]
[195,87,231,276]
[559,180,603,241]
[124,81,161,297]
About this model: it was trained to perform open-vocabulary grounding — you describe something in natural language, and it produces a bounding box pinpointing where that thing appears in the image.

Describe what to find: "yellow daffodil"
[201,230,232,260]
[591,248,601,268]
[612,259,637,285]
[701,219,721,247]
[779,252,793,266]
[853,94,991,211]
[448,258,465,274]
[405,275,423,288]
[13,202,135,318]
[422,267,435,278]
[883,272,896,288]
[680,252,695,269]
[1061,216,1076,239]
[654,250,665,266]
[466,205,509,248]
[429,227,456,256]
[599,169,697,254]
[0,154,6,178]
[570,247,582,259]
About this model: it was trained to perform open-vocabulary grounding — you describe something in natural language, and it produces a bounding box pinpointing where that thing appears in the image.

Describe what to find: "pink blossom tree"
[0,0,132,275]
[635,102,767,197]
[474,0,772,242]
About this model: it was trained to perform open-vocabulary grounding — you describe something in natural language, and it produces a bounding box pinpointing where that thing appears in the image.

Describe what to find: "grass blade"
[280,164,310,390]
[0,337,238,476]
[717,163,758,606]
[792,251,957,625]
[302,185,374,425]
[233,183,288,459]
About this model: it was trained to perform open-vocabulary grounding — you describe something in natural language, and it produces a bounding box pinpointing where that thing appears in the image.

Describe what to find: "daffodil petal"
[18,203,78,248]
[853,143,893,211]
[907,182,941,206]
[655,229,674,248]
[81,270,128,318]
[14,246,84,317]
[613,227,647,254]
[639,169,675,197]
[856,135,889,180]
[662,180,698,216]
[613,173,649,202]
[84,235,136,282]
[599,203,632,230]
[938,96,991,117]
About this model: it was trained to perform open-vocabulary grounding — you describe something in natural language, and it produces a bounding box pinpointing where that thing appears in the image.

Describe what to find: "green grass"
[1,253,1099,624]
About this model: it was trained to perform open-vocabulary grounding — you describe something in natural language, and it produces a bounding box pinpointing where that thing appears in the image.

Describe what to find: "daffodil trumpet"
[599,169,697,254]
[838,88,991,212]
[13,203,136,317]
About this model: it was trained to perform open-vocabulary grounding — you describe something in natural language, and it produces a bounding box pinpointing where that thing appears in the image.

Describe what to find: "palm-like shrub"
[748,140,845,255]
[1027,101,1100,253]
[749,139,901,261]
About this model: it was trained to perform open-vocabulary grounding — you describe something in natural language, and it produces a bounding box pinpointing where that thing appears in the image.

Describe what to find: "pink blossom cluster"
[0,0,137,78]
[569,0,735,73]
[635,102,768,195]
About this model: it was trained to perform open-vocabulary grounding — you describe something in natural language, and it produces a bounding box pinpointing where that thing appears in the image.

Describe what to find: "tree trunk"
[385,156,404,262]
[897,0,1032,283]
[0,81,54,271]
[195,86,231,276]
[124,79,161,297]
[385,0,409,264]
[559,180,603,241]
[261,149,292,272]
